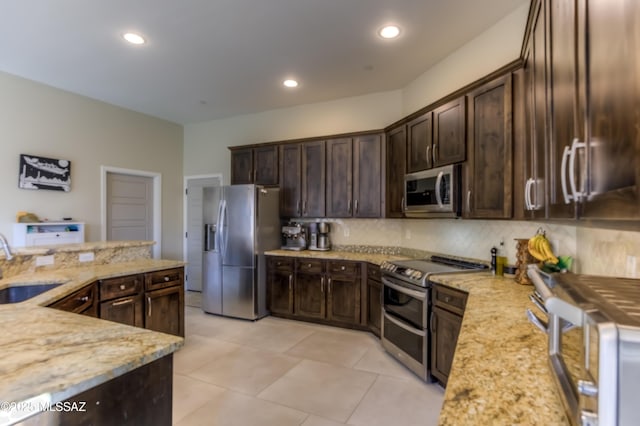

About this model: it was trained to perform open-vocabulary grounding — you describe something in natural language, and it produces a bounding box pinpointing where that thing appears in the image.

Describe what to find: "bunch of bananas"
[528,232,559,264]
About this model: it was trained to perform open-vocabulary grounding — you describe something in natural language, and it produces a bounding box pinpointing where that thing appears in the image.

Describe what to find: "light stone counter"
[0,258,185,423]
[432,272,568,425]
[264,249,411,265]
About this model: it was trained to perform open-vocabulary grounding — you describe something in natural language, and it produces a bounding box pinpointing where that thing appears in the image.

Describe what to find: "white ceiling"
[0,0,527,125]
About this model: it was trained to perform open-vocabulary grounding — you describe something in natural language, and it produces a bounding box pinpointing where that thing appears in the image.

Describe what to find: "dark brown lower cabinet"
[47,267,185,337]
[366,264,382,337]
[100,294,145,328]
[29,355,173,426]
[145,286,184,336]
[267,256,364,329]
[430,284,468,386]
[267,257,294,315]
[48,282,98,317]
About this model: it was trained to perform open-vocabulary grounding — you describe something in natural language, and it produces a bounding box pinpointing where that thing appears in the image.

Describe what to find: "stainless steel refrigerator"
[202,184,280,320]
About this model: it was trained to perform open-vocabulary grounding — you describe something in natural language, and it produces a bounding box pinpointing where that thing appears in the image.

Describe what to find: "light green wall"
[0,72,184,259]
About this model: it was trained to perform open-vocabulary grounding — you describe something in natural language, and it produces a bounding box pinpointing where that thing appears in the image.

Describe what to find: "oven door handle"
[383,311,427,336]
[381,277,427,301]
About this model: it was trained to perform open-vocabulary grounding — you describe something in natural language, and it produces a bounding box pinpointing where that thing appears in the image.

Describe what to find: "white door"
[185,176,222,291]
[106,173,154,241]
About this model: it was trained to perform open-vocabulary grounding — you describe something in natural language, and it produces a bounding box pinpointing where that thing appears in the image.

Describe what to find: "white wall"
[0,72,184,259]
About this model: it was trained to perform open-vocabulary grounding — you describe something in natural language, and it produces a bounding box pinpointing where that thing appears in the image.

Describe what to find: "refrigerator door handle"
[216,199,226,256]
[220,199,228,257]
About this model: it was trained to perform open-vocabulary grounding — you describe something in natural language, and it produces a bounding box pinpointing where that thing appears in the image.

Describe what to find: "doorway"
[184,174,222,291]
[101,166,162,259]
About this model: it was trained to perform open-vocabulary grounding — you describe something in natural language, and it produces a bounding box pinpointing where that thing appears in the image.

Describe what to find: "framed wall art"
[18,154,71,192]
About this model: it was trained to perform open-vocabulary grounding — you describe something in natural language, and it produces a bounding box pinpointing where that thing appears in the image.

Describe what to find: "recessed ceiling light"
[379,25,400,39]
[123,32,146,45]
[283,79,299,88]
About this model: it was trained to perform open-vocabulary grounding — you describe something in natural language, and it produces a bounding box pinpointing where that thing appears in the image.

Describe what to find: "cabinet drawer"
[367,263,381,281]
[297,259,323,274]
[99,274,143,301]
[49,283,97,315]
[145,268,184,291]
[327,261,359,276]
[433,284,467,316]
[269,257,294,272]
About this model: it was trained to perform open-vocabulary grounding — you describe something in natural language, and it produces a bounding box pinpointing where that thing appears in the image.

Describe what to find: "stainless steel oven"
[382,273,430,381]
[381,256,488,382]
[528,266,640,426]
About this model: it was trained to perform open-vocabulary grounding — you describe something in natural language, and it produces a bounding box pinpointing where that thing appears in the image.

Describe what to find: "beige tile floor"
[174,303,444,426]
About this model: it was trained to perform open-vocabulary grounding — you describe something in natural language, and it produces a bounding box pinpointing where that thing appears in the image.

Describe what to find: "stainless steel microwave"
[403,164,461,218]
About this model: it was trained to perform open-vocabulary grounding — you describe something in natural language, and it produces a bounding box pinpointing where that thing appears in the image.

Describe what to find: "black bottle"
[490,247,498,275]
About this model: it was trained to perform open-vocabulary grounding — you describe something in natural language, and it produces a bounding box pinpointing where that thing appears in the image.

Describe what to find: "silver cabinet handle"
[401,196,405,212]
[569,138,586,202]
[148,296,152,317]
[561,143,572,203]
[112,298,133,307]
[303,200,307,216]
[426,145,431,164]
[253,169,257,183]
[524,178,533,210]
[164,276,170,282]
[288,274,293,291]
[248,170,252,182]
[430,311,436,334]
[321,276,325,293]
[328,278,332,293]
[467,190,471,213]
[354,199,359,214]
[348,199,352,214]
[79,296,89,303]
[433,143,438,164]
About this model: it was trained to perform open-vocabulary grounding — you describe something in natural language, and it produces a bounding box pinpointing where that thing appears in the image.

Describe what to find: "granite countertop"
[432,272,568,425]
[264,249,411,265]
[0,259,185,424]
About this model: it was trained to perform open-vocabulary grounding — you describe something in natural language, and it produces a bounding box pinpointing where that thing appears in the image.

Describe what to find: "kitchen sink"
[0,283,63,304]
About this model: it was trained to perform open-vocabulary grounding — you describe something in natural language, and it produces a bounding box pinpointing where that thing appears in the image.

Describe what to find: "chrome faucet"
[0,232,13,261]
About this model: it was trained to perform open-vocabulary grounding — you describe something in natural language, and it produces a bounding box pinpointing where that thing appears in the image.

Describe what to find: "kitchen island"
[0,248,185,425]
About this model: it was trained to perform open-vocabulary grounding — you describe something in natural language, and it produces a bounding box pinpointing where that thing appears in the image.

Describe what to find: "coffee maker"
[309,221,331,251]
[281,223,307,251]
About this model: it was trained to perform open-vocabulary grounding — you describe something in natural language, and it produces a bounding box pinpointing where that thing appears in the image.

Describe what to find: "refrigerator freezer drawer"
[222,265,257,320]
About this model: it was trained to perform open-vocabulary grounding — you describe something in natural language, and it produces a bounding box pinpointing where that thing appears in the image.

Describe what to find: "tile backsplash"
[325,218,640,277]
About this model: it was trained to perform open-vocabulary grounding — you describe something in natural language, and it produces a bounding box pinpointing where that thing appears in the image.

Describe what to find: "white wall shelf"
[13,222,85,247]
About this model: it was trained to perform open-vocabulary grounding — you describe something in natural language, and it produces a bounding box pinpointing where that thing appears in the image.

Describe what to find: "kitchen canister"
[514,238,535,285]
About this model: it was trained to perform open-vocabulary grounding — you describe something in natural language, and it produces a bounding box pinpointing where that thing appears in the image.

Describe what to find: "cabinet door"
[267,269,294,315]
[407,112,433,172]
[326,275,361,325]
[100,294,144,328]
[579,0,640,219]
[326,138,353,217]
[430,305,463,385]
[145,286,184,337]
[231,148,253,184]
[295,272,326,319]
[49,282,98,317]
[465,74,513,218]
[353,134,382,218]
[385,125,406,217]
[279,144,302,217]
[433,97,466,167]
[547,0,579,218]
[367,277,381,337]
[301,140,326,217]
[254,146,279,185]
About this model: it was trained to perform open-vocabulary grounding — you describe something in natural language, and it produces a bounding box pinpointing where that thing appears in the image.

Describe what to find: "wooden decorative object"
[514,238,535,285]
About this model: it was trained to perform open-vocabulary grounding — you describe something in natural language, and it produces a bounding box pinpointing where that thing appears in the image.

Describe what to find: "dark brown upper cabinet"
[385,124,407,218]
[407,112,433,172]
[326,134,383,218]
[464,74,513,219]
[279,141,326,218]
[230,145,278,185]
[433,97,466,167]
